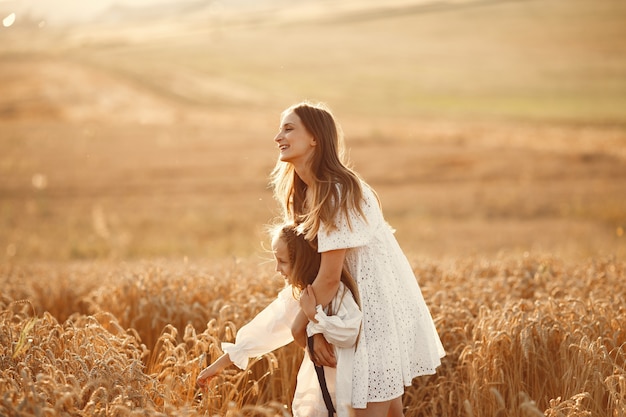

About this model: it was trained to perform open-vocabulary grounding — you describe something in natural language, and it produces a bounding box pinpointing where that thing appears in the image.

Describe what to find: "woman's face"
[272,237,292,281]
[274,110,316,165]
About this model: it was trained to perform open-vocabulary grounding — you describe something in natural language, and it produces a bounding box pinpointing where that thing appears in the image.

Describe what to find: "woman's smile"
[274,110,316,164]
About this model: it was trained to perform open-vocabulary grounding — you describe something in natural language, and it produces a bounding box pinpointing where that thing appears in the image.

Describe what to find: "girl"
[271,101,446,417]
[196,223,362,417]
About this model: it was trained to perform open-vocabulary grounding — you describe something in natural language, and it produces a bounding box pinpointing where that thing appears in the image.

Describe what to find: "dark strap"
[307,335,335,417]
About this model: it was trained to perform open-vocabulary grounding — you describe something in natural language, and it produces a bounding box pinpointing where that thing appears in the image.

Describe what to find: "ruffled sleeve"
[222,285,299,369]
[306,285,362,349]
[317,183,382,252]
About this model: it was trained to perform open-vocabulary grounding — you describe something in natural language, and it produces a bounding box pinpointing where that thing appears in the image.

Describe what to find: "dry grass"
[1,256,625,416]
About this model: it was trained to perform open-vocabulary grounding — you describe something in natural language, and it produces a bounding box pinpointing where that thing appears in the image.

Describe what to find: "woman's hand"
[299,285,318,323]
[310,333,337,368]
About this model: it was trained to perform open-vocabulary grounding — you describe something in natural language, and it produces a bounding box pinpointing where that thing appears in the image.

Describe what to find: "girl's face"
[272,237,292,281]
[274,110,316,165]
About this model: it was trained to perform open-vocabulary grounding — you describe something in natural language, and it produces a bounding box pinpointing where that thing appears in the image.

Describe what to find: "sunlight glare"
[2,12,15,27]
[31,173,48,190]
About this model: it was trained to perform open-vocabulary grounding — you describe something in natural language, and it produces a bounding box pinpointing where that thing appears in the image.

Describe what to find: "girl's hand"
[196,367,217,388]
[299,285,318,323]
[196,354,233,388]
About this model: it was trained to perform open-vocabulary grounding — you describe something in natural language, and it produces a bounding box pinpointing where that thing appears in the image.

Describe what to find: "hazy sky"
[0,0,215,23]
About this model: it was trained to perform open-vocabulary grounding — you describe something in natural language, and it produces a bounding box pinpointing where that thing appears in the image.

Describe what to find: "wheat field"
[1,256,625,416]
[2,0,626,415]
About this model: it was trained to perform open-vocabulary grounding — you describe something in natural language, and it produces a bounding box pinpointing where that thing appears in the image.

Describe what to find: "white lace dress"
[317,181,446,408]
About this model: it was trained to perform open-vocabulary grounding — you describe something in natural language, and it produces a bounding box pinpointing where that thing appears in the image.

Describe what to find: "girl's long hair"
[277,224,360,312]
[270,101,365,241]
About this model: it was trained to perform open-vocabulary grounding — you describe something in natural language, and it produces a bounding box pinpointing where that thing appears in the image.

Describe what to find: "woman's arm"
[296,249,346,367]
[311,248,346,306]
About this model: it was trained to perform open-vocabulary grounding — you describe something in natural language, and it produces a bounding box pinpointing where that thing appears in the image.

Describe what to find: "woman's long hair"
[270,101,365,241]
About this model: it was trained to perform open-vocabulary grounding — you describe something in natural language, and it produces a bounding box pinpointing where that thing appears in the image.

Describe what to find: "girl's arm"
[220,286,299,370]
[299,285,318,323]
[197,353,232,388]
[292,308,337,368]
[291,309,309,349]
[292,301,338,367]
[306,289,362,348]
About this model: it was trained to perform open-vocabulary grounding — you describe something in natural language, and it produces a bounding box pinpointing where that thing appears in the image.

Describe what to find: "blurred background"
[1,0,625,262]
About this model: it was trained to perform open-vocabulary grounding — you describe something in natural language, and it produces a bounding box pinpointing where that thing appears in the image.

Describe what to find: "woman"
[271,101,445,417]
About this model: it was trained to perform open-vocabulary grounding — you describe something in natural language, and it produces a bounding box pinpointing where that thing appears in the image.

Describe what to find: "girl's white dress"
[222,282,361,417]
[317,181,446,408]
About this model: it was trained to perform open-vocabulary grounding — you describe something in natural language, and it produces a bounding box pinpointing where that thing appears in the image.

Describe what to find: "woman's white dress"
[317,181,446,408]
[222,282,361,417]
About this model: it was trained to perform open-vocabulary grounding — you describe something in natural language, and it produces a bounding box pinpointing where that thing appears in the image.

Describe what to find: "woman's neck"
[294,164,314,187]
